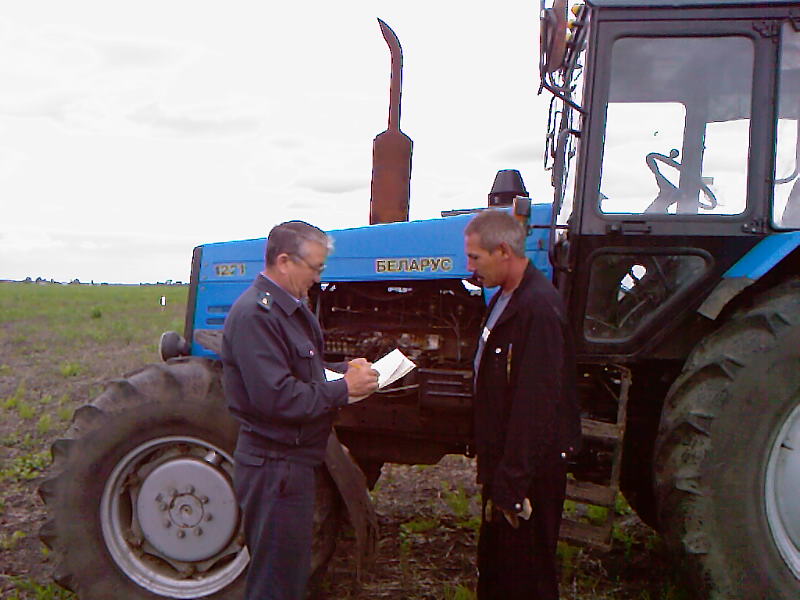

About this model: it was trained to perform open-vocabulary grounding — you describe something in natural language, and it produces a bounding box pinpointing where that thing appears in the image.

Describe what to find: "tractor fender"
[324,430,378,577]
[697,231,800,319]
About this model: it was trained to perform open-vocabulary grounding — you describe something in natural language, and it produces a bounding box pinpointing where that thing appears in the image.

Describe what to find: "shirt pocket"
[293,340,317,381]
[486,342,511,384]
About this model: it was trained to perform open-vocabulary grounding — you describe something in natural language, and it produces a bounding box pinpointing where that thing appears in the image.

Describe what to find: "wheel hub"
[137,457,239,562]
[170,493,203,529]
[766,398,800,578]
[101,435,248,598]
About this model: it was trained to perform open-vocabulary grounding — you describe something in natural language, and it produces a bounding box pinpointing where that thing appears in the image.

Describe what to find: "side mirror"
[540,0,568,74]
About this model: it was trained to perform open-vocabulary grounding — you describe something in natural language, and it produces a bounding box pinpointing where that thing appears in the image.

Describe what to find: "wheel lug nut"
[164,519,172,528]
[195,527,203,536]
[185,485,195,495]
[205,513,213,522]
[158,502,168,511]
[177,529,185,539]
[155,493,163,503]
[200,496,209,504]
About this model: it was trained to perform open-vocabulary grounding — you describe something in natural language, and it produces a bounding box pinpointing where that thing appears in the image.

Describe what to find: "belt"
[237,427,321,466]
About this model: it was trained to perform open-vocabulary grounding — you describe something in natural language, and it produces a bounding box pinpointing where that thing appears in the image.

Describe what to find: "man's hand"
[499,506,520,529]
[518,497,532,520]
[344,358,379,402]
[486,498,532,529]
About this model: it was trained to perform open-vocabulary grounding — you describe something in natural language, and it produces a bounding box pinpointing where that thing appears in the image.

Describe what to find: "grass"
[3,383,27,410]
[587,504,609,526]
[615,492,634,516]
[399,518,439,536]
[557,541,582,581]
[0,282,186,349]
[36,414,53,435]
[441,481,472,519]
[0,530,26,551]
[0,282,188,598]
[1,576,76,599]
[58,363,83,378]
[19,434,38,451]
[55,405,72,422]
[0,451,50,482]
[440,481,482,532]
[17,403,36,420]
[444,584,476,600]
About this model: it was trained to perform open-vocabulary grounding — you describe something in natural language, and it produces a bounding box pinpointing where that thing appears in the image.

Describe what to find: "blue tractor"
[40,0,800,598]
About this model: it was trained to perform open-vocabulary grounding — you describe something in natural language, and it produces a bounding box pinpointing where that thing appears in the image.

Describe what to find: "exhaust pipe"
[369,19,413,225]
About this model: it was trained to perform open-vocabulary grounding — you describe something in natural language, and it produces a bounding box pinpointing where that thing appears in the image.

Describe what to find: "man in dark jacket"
[465,210,582,600]
[221,220,378,600]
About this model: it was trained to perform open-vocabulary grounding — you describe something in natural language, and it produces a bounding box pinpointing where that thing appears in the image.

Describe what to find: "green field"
[0,282,186,599]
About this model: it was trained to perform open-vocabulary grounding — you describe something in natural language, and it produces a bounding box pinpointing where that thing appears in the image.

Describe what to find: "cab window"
[773,22,800,229]
[599,36,754,216]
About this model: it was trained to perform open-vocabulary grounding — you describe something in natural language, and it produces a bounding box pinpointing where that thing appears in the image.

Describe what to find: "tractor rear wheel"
[653,279,800,598]
[38,357,340,599]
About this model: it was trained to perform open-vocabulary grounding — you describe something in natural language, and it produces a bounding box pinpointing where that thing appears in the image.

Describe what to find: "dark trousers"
[477,455,568,600]
[234,448,316,600]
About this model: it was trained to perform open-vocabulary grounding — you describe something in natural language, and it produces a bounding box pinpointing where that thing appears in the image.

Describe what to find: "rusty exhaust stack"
[369,19,413,225]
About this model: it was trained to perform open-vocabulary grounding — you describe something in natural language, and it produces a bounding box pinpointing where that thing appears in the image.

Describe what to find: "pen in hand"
[344,358,379,402]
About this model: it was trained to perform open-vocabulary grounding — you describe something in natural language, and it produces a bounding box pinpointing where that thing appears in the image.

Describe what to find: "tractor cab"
[541,0,800,359]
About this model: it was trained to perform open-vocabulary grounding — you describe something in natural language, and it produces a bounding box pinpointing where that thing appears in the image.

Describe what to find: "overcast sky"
[0,1,552,284]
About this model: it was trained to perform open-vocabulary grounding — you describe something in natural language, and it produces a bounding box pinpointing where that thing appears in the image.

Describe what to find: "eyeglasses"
[291,254,326,274]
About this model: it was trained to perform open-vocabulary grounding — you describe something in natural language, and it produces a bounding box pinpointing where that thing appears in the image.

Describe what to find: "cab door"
[569,14,781,359]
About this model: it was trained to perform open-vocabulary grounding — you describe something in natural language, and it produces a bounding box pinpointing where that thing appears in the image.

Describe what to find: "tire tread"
[653,278,800,597]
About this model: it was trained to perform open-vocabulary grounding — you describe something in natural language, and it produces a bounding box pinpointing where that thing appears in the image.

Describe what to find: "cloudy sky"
[0,1,552,284]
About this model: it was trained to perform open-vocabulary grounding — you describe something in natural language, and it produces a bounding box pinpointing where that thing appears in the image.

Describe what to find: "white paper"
[327,349,416,400]
[325,368,344,382]
[373,348,416,388]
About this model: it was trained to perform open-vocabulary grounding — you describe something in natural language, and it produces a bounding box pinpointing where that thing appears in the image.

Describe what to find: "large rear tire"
[653,279,800,598]
[38,357,340,599]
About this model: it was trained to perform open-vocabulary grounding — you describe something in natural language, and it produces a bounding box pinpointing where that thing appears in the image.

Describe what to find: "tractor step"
[560,365,631,551]
[566,479,617,507]
[560,518,614,551]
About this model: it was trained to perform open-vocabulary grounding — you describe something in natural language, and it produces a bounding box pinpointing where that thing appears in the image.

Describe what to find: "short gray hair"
[464,209,526,257]
[265,220,332,266]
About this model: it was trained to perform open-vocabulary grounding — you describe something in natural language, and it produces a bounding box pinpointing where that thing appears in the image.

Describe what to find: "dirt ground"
[0,283,685,599]
[0,403,679,600]
[0,377,680,599]
[319,456,679,600]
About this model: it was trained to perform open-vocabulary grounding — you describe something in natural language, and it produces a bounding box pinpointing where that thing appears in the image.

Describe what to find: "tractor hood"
[188,204,552,358]
[195,203,552,286]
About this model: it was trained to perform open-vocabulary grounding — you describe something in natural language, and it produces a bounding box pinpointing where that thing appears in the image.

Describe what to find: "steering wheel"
[644,149,718,214]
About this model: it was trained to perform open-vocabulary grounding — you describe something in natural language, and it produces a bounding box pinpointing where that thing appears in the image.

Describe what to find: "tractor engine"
[314,278,485,371]
[311,277,487,470]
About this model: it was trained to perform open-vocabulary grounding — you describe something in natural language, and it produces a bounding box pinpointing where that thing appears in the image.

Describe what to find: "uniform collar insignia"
[257,291,273,311]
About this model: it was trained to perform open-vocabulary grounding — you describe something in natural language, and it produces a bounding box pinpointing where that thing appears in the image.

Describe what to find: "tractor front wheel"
[39,357,340,599]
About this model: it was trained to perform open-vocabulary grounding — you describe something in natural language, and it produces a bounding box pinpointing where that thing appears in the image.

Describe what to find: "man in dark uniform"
[464,210,582,600]
[221,220,378,600]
